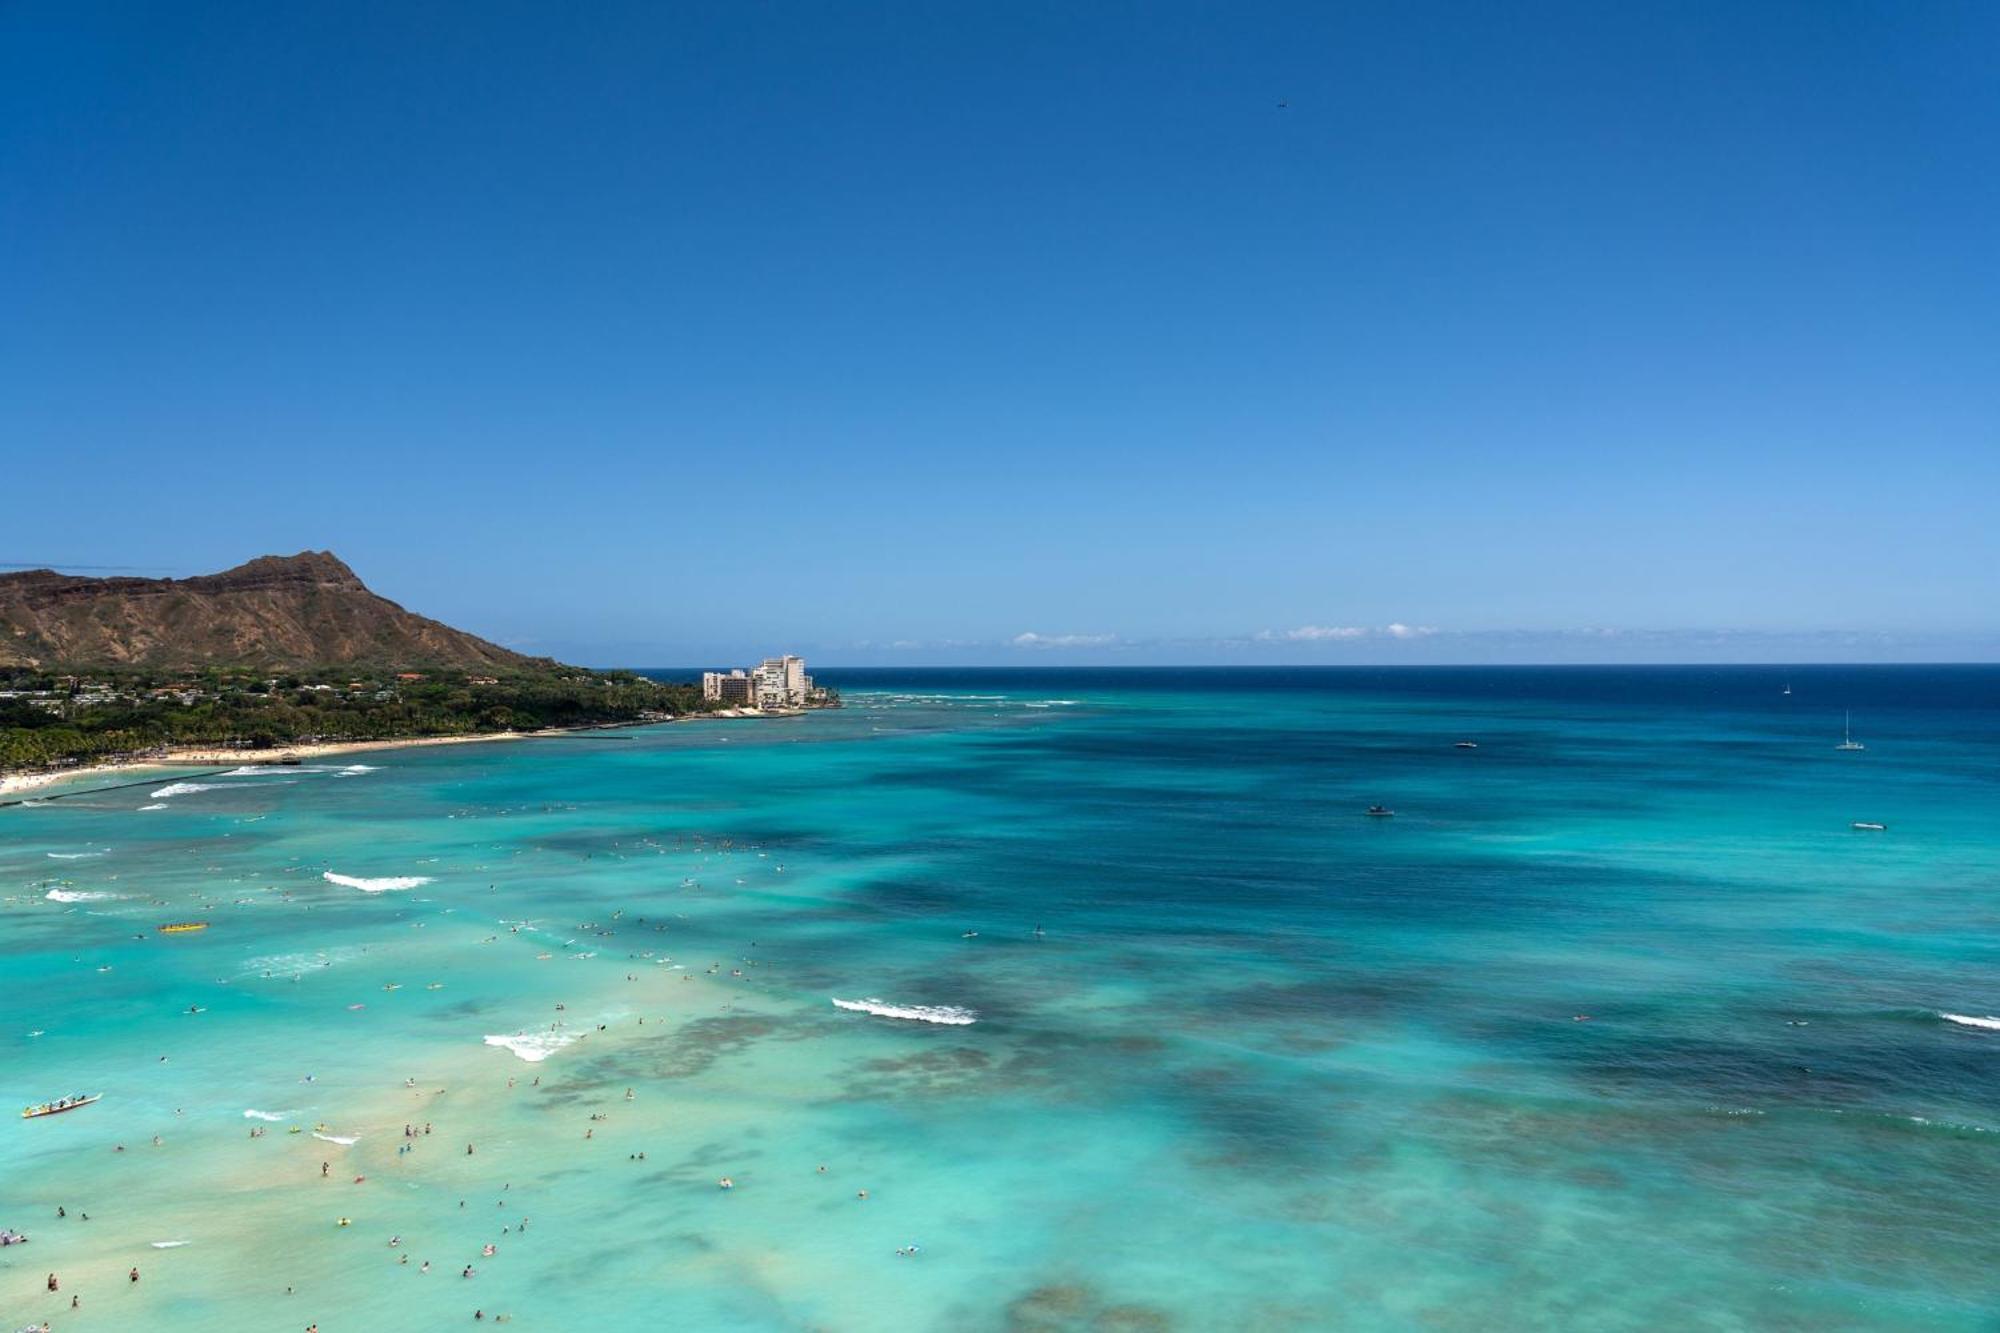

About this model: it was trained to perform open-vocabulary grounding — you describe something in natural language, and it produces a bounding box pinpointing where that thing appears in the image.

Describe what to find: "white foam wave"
[45,888,118,903]
[151,781,221,798]
[138,803,169,811]
[243,1109,288,1121]
[830,997,977,1025]
[1941,1012,2000,1031]
[152,778,292,797]
[484,1030,579,1062]
[46,851,105,859]
[323,871,433,893]
[150,1240,191,1249]
[337,764,378,775]
[311,1131,359,1145]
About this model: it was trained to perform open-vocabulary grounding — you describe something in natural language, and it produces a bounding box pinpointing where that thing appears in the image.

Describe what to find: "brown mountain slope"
[0,551,536,670]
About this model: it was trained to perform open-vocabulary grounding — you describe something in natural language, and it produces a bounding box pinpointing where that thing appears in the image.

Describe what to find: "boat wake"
[484,1030,580,1062]
[324,871,434,893]
[830,997,978,1025]
[1941,1012,2000,1031]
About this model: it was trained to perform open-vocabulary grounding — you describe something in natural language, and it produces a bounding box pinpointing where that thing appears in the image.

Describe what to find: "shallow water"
[2,666,1997,1330]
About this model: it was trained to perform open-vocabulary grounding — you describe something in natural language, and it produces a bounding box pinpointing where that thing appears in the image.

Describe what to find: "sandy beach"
[0,731,543,798]
[0,710,816,799]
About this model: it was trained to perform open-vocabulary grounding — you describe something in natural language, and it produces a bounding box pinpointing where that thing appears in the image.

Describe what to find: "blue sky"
[4,2,1996,665]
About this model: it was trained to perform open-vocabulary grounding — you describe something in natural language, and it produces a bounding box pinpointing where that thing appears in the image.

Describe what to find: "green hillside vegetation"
[0,664,713,771]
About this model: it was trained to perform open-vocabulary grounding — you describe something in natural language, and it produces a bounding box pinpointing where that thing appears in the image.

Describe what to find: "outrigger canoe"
[23,1093,101,1119]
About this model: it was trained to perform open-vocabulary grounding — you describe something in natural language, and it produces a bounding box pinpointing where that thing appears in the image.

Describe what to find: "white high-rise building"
[751,655,809,708]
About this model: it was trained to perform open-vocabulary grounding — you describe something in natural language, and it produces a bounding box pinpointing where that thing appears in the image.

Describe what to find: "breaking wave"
[484,1030,580,1062]
[243,1109,288,1121]
[46,888,118,903]
[1941,1012,2000,1031]
[324,871,433,893]
[830,997,977,1025]
[312,1131,359,1145]
[138,803,168,811]
[151,781,221,798]
[46,850,105,859]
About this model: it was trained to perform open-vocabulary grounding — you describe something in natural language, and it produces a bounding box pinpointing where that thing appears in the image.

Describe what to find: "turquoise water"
[2,666,1997,1330]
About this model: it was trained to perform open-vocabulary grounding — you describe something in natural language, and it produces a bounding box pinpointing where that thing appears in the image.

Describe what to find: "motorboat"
[1365,806,1395,817]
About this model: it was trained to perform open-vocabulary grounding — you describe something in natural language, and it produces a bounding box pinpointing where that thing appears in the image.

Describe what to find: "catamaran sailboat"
[1836,711,1864,751]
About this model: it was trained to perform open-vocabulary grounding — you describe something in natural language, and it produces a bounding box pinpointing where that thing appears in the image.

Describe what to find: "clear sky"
[4,2,1996,666]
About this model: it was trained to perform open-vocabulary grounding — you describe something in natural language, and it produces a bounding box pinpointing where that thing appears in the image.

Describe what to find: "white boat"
[1836,711,1865,751]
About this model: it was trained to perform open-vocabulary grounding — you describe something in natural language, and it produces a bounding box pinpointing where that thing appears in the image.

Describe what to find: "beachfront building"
[704,656,814,709]
[753,655,811,709]
[702,670,756,706]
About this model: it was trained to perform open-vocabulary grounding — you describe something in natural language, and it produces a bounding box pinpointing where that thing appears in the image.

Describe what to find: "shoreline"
[0,705,835,798]
[2,727,580,798]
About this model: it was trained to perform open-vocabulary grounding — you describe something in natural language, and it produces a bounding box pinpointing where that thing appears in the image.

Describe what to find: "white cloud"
[1255,624,1438,642]
[1011,631,1117,649]
[1257,625,1370,642]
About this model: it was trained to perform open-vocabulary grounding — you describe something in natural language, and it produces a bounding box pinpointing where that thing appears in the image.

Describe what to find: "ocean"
[2,666,1996,1330]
